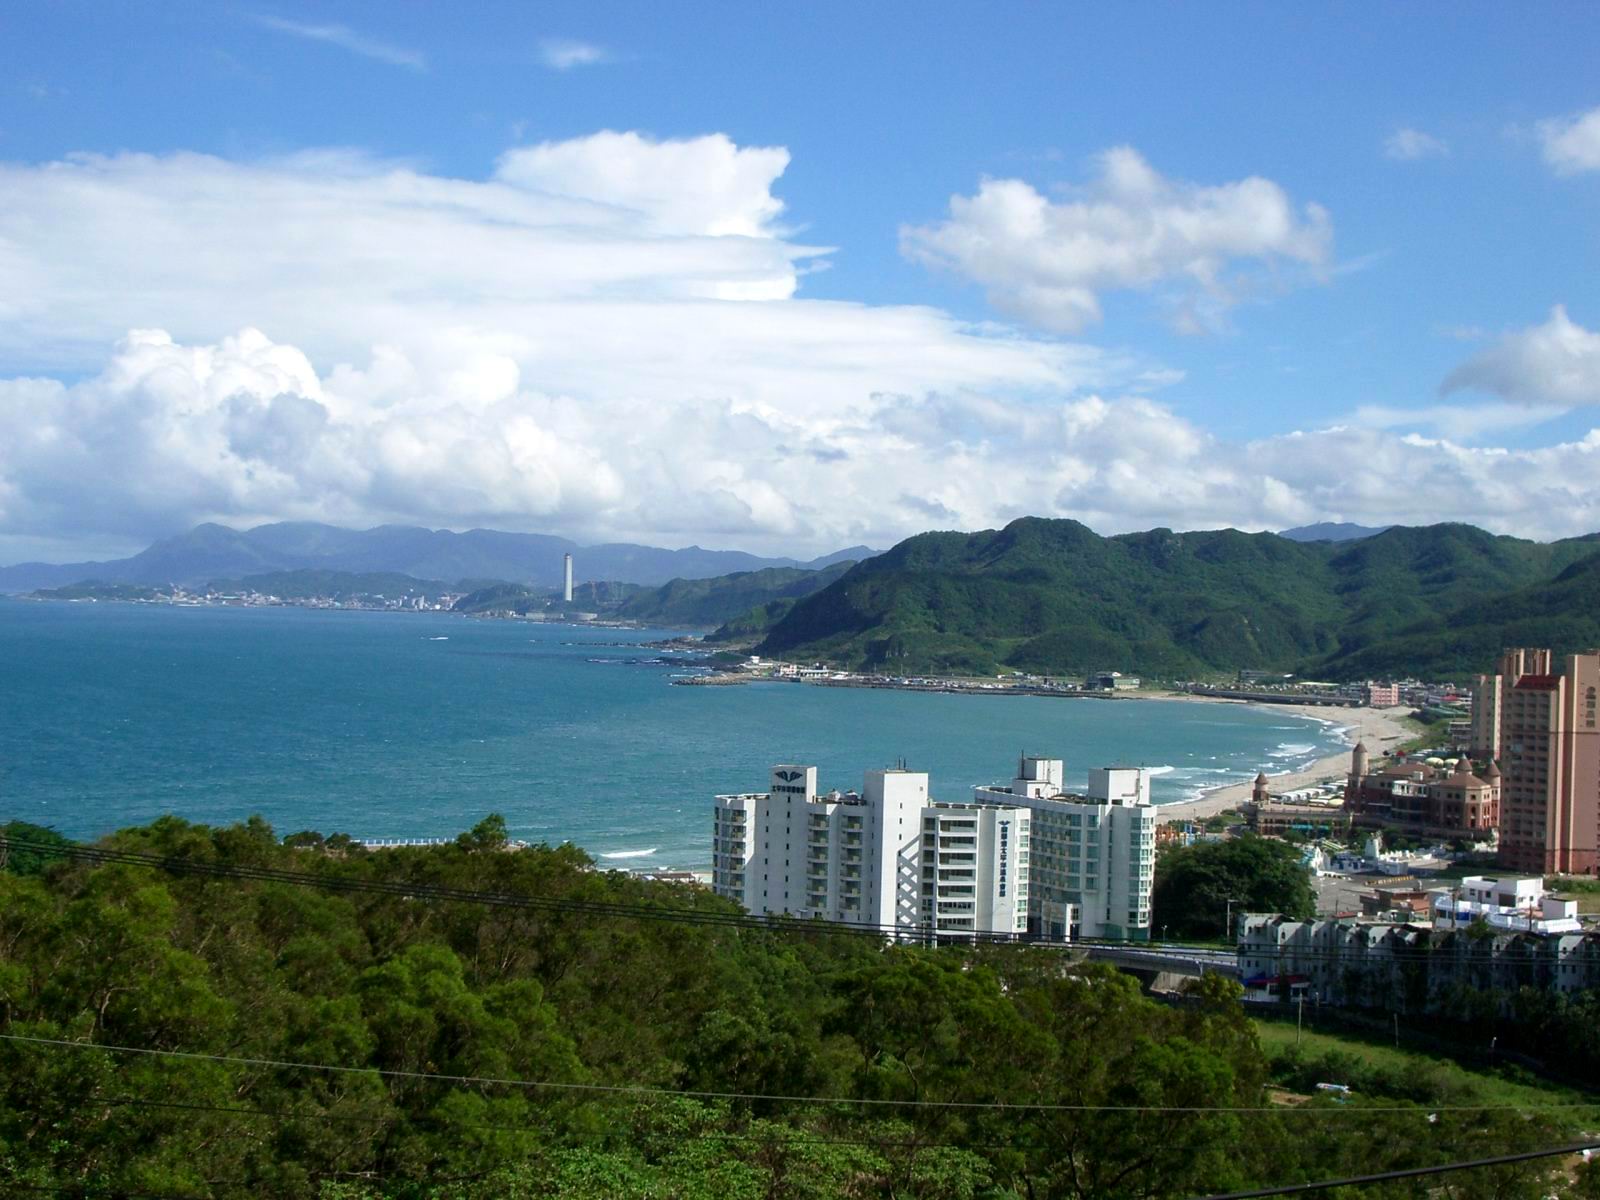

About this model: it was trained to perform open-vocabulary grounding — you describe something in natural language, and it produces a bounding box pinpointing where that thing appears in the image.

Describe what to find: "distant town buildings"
[711,756,1155,942]
[1362,682,1401,707]
[1472,649,1600,875]
[1084,671,1140,691]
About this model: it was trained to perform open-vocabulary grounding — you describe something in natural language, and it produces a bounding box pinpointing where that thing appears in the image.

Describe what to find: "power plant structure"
[562,553,574,603]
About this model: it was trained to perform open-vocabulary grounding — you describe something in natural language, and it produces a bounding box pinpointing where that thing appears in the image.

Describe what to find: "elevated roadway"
[1083,943,1240,980]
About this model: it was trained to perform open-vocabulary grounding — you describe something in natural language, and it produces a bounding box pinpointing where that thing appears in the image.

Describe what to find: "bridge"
[1083,943,1240,986]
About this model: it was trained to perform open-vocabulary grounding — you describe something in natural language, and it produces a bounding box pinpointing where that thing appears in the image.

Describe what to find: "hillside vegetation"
[0,816,1587,1198]
[616,561,854,628]
[748,518,1600,680]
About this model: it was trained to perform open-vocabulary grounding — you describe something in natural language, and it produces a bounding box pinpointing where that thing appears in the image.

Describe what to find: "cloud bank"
[8,325,1600,567]
[900,147,1332,334]
[2,130,1599,562]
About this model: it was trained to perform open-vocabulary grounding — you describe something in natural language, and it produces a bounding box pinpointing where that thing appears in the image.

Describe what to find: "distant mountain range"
[0,522,875,593]
[1277,522,1393,543]
[743,518,1600,681]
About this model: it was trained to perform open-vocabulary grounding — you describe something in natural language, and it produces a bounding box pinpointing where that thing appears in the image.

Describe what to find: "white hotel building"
[711,756,1154,941]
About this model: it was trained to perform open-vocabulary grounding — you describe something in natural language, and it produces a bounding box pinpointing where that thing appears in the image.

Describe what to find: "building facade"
[972,757,1155,940]
[1473,649,1600,875]
[1238,909,1600,1010]
[711,764,927,929]
[712,756,1153,941]
[1343,741,1499,841]
[1363,682,1401,708]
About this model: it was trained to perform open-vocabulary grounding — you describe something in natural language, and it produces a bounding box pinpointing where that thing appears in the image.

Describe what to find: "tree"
[457,813,509,852]
[0,822,71,876]
[1151,835,1315,938]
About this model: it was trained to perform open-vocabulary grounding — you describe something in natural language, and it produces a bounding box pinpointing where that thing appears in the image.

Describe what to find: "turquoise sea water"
[0,602,1349,869]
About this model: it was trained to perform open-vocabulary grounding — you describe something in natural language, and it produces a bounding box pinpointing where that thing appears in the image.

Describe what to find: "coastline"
[1151,703,1418,823]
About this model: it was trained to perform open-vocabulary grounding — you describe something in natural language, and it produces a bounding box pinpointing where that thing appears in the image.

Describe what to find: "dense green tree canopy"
[1151,834,1317,938]
[0,816,1585,1198]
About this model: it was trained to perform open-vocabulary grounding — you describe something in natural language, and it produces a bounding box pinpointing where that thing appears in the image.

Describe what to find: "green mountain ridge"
[615,561,855,628]
[747,518,1600,681]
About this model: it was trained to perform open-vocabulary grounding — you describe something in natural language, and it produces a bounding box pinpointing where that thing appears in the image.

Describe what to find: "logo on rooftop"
[775,769,803,782]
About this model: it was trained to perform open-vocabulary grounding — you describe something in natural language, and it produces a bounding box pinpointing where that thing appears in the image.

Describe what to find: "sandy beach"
[1142,700,1420,824]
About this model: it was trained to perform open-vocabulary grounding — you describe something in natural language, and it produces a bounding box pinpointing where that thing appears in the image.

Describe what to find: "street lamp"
[1224,896,1243,943]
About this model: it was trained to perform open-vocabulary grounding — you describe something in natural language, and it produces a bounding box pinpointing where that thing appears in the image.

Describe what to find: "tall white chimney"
[563,553,574,603]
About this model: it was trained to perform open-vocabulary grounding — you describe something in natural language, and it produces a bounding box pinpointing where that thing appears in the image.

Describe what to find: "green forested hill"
[749,518,1600,680]
[616,561,854,628]
[1323,550,1600,679]
[1,816,1589,1198]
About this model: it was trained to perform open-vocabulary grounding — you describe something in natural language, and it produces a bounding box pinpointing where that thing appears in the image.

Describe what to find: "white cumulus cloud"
[10,327,1600,566]
[495,130,789,238]
[900,146,1332,333]
[1442,306,1600,407]
[0,133,1132,557]
[1538,106,1600,175]
[1384,127,1449,161]
[7,131,1600,562]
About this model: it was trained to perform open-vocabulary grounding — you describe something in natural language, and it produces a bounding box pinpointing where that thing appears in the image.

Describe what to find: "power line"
[1192,1139,1600,1200]
[6,1034,1600,1117]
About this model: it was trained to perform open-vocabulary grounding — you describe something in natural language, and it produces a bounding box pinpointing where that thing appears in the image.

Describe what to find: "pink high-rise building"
[1478,649,1600,875]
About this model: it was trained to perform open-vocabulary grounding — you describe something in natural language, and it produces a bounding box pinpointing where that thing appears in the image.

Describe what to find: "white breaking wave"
[1268,742,1318,758]
[601,847,659,859]
[1143,765,1177,776]
[428,636,449,640]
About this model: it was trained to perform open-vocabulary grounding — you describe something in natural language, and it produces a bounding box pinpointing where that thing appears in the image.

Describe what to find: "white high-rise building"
[712,755,1154,941]
[973,757,1155,940]
[712,764,929,928]
[918,802,1031,936]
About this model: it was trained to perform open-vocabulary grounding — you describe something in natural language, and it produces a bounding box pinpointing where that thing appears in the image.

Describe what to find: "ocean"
[0,601,1349,869]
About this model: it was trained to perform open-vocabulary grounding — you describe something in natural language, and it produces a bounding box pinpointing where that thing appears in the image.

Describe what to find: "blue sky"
[3,3,1600,560]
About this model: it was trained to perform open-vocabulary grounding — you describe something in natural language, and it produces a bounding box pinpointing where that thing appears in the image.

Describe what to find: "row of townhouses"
[711,756,1155,941]
[1239,875,1593,1010]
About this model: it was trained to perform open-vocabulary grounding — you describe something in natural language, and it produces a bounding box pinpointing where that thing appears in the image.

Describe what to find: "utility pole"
[1225,896,1242,943]
[1297,995,1304,1047]
[1393,1012,1399,1048]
